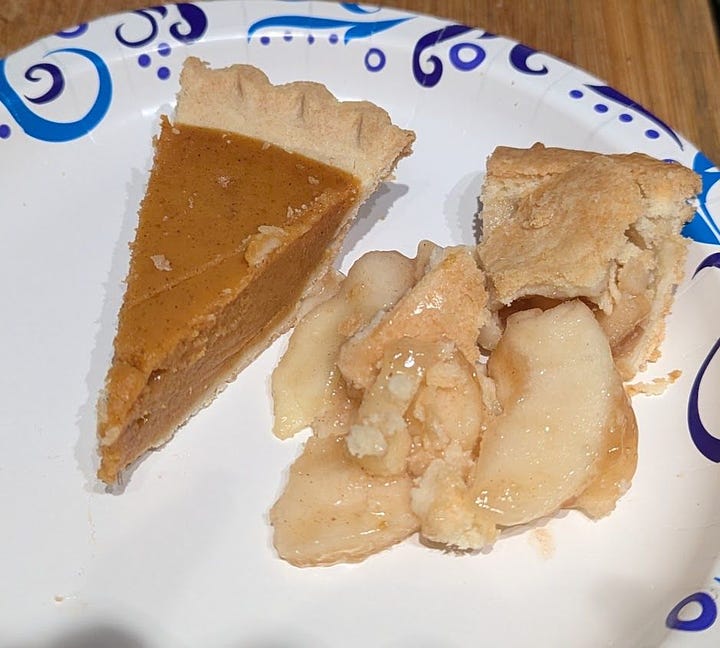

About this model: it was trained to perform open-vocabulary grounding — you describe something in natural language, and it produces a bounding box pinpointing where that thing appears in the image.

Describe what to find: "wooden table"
[2,0,719,161]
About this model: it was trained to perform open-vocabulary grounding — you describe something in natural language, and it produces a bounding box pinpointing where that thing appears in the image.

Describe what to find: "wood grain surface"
[1,0,719,161]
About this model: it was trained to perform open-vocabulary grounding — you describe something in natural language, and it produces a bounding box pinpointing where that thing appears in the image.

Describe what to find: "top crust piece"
[478,143,700,379]
[176,57,415,196]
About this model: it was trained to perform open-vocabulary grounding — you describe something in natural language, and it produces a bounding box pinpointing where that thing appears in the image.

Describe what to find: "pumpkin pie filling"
[97,118,360,483]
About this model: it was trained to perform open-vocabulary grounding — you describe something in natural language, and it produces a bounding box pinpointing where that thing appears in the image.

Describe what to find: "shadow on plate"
[2,622,146,648]
[337,182,409,261]
[74,165,152,494]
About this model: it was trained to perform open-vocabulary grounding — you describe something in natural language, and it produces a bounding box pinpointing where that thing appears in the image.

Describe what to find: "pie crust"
[478,143,700,379]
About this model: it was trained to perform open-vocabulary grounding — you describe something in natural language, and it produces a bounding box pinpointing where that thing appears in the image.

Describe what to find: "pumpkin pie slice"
[96,57,414,484]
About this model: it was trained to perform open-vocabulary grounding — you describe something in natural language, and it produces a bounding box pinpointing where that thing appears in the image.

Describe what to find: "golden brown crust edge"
[175,57,415,196]
[482,143,699,237]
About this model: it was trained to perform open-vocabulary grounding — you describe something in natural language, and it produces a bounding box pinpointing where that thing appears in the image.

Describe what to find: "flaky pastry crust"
[478,142,700,379]
[176,57,415,196]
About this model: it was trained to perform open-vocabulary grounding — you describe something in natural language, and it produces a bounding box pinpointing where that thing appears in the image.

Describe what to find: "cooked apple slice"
[475,300,638,524]
[338,245,488,390]
[271,250,416,439]
[412,300,638,549]
[270,435,418,566]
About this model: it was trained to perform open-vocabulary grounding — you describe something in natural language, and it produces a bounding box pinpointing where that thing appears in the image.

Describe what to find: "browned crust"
[175,57,415,195]
[481,143,699,245]
[478,142,700,379]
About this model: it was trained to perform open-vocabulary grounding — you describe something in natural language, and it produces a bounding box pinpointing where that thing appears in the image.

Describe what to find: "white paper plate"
[1,2,719,646]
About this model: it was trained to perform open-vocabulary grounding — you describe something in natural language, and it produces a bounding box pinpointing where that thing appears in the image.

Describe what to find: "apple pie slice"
[477,143,700,379]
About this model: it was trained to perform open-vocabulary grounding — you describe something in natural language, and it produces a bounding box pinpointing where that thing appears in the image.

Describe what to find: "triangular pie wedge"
[96,57,414,484]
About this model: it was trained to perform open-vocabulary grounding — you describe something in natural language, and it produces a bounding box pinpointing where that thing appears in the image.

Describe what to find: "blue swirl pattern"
[584,84,683,149]
[23,63,65,104]
[0,2,207,143]
[412,25,497,87]
[667,592,718,632]
[169,3,208,42]
[56,24,89,39]
[248,15,410,44]
[687,336,720,463]
[412,25,473,87]
[411,27,555,87]
[684,152,720,244]
[115,3,208,48]
[0,48,111,143]
[693,253,720,277]
[509,43,549,75]
[340,3,381,14]
[670,242,720,633]
[115,7,165,47]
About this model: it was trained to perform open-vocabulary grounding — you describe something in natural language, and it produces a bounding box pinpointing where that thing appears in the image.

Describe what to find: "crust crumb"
[626,369,682,397]
[529,528,555,559]
[244,225,289,266]
[150,254,172,272]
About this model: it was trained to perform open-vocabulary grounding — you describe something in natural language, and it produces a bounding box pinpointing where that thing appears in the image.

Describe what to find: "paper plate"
[1,2,719,645]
